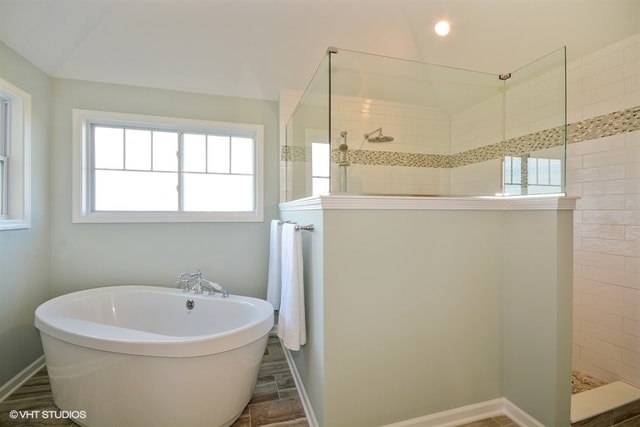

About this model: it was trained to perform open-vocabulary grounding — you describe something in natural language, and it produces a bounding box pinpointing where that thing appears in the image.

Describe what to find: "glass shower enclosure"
[284,46,566,201]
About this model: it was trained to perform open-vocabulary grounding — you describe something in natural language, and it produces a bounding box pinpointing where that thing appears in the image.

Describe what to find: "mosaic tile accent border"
[569,106,640,143]
[282,105,640,169]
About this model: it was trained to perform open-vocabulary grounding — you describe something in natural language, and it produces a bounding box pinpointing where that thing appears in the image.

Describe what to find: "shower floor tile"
[573,370,608,394]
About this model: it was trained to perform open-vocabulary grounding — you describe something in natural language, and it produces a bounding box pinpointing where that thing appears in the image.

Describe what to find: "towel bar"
[277,220,314,231]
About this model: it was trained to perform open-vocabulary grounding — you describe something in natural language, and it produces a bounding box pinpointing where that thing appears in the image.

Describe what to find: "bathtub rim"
[35,285,274,358]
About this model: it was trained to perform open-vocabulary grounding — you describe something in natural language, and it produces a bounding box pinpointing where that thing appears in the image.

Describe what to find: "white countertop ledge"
[280,194,578,211]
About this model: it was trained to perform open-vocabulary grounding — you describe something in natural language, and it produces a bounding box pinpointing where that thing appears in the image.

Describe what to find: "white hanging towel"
[266,220,282,310]
[277,223,307,351]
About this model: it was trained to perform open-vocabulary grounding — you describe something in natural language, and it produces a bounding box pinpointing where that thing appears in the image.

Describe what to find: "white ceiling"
[1,0,638,101]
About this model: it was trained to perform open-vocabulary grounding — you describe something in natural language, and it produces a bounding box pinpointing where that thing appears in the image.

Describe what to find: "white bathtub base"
[41,333,268,427]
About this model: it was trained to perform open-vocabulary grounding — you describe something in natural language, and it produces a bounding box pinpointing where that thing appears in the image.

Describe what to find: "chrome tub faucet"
[176,269,229,298]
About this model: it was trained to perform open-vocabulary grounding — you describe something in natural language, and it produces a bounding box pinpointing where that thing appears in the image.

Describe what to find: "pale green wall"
[0,42,51,385]
[281,209,325,427]
[49,79,279,297]
[284,205,573,427]
[0,45,281,390]
[502,210,573,426]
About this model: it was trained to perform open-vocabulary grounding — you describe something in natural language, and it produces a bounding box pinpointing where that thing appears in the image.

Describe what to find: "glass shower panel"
[503,47,566,195]
[283,46,566,200]
[329,49,505,196]
[446,68,506,196]
[285,55,330,201]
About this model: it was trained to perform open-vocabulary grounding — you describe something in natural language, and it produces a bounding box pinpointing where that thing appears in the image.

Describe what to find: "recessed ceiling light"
[434,20,450,37]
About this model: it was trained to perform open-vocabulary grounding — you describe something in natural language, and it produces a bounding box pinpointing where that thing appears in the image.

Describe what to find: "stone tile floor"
[231,334,308,426]
[456,415,518,427]
[0,334,307,427]
[4,346,639,427]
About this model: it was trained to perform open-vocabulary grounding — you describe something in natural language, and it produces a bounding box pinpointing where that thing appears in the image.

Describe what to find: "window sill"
[0,219,31,230]
[72,211,263,224]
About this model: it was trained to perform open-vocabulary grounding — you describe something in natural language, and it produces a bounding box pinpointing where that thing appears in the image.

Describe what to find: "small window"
[0,77,31,231]
[504,155,562,195]
[73,110,263,223]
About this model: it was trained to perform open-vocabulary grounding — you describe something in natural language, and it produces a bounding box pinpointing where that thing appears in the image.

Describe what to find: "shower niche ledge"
[279,194,578,212]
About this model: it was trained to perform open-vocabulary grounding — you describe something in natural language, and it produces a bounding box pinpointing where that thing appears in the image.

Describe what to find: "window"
[0,77,31,231]
[73,110,263,222]
[311,142,330,195]
[504,155,562,195]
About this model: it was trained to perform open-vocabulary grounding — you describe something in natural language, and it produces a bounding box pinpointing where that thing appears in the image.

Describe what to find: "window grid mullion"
[177,132,184,213]
[228,136,233,174]
[205,134,209,174]
[150,130,155,172]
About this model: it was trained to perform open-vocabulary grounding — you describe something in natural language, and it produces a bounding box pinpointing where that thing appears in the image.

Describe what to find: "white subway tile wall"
[569,34,640,388]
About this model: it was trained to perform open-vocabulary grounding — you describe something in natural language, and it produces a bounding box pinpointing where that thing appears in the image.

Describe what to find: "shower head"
[364,127,394,143]
[339,130,349,151]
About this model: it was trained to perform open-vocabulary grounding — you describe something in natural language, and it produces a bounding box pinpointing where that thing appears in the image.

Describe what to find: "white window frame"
[73,109,263,223]
[0,77,31,231]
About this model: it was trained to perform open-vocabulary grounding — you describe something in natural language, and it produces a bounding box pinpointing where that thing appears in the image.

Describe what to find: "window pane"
[184,133,206,172]
[183,173,253,211]
[511,157,521,184]
[231,137,254,174]
[94,127,124,169]
[0,100,7,156]
[94,170,178,211]
[538,159,550,185]
[528,157,538,184]
[0,159,5,214]
[313,177,330,195]
[125,129,151,170]
[207,135,230,173]
[550,159,562,185]
[312,142,330,177]
[153,131,178,172]
[505,184,522,195]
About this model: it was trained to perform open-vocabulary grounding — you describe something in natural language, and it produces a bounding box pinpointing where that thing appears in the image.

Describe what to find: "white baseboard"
[279,338,543,427]
[281,344,320,427]
[0,355,46,403]
[383,398,544,427]
[383,398,504,427]
[504,399,546,427]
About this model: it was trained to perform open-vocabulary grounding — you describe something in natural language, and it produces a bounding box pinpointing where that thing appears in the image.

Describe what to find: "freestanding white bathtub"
[34,285,274,427]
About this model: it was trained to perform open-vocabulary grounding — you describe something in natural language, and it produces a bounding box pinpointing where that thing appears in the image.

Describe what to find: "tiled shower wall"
[569,33,640,388]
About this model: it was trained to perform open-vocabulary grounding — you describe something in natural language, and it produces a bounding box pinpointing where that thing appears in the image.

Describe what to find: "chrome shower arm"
[364,127,383,140]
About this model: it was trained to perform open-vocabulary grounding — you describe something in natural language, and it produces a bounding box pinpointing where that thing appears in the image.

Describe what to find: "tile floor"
[3,345,639,427]
[231,334,308,426]
[456,415,518,427]
[0,334,307,427]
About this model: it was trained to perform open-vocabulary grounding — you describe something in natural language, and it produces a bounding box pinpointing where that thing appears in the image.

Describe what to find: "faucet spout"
[199,278,230,298]
[176,270,229,297]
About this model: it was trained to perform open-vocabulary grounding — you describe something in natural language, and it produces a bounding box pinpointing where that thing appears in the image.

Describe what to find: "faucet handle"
[177,273,191,292]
